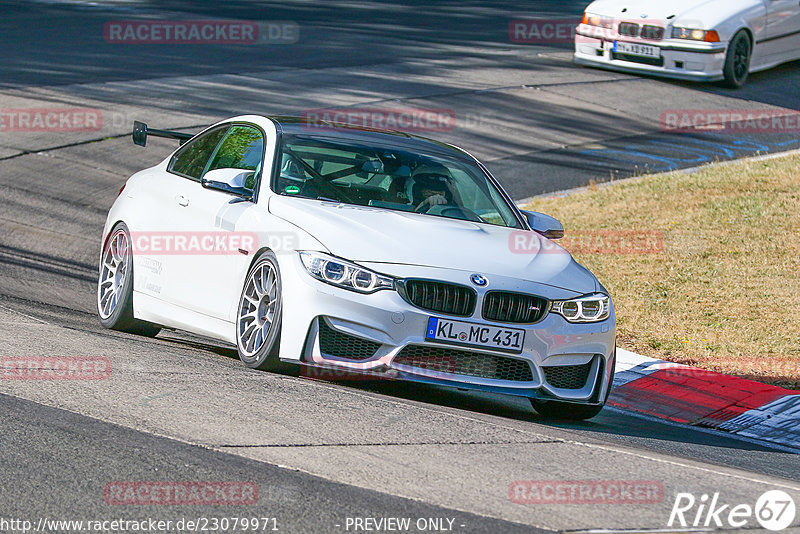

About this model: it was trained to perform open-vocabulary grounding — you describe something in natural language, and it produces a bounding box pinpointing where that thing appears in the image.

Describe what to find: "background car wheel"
[530,399,605,421]
[236,251,285,371]
[97,222,161,336]
[722,30,751,88]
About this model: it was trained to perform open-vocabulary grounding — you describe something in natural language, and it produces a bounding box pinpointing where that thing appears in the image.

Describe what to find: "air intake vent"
[394,345,534,382]
[400,280,476,317]
[318,319,381,361]
[542,362,593,389]
[482,291,548,324]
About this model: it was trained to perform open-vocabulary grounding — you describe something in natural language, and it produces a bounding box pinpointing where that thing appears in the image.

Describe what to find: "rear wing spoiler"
[132,120,194,147]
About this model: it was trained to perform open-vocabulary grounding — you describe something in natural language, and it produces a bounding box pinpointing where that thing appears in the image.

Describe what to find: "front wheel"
[97,222,161,336]
[722,30,751,88]
[236,251,284,370]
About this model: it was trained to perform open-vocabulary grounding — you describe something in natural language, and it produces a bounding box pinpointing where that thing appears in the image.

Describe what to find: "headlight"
[581,12,613,29]
[551,293,610,323]
[671,27,720,42]
[299,251,395,293]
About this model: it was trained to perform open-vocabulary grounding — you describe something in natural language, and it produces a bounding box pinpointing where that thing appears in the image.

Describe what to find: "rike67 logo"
[669,490,796,531]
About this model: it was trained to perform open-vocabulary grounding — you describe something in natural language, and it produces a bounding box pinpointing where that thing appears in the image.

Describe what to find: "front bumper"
[574,26,727,82]
[278,255,616,404]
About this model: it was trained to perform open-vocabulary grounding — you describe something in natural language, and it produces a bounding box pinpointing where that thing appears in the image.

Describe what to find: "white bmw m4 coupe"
[97,116,616,419]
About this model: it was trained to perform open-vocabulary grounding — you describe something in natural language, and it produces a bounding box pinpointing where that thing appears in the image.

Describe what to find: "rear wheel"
[236,251,284,370]
[722,30,751,88]
[97,222,161,336]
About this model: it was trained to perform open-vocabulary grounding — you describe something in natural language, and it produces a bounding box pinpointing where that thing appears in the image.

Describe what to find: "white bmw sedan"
[98,116,616,419]
[574,0,800,87]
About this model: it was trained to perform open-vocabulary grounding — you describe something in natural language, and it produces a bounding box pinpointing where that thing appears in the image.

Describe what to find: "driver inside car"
[410,164,459,212]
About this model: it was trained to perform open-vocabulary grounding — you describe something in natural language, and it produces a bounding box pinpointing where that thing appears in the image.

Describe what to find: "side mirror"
[521,210,564,240]
[201,168,255,200]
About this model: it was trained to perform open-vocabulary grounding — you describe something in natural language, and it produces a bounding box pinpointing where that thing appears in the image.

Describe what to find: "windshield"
[273,134,522,228]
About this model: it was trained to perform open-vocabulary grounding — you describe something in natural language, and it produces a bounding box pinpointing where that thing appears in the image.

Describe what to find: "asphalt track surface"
[0,1,799,533]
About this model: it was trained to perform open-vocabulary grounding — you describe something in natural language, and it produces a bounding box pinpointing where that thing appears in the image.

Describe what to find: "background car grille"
[401,280,476,317]
[482,291,548,324]
[641,25,664,40]
[318,319,381,361]
[618,22,639,37]
[542,362,593,389]
[393,345,534,382]
[617,23,664,40]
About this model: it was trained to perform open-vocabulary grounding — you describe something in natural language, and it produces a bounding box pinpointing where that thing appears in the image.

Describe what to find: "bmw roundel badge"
[470,274,488,287]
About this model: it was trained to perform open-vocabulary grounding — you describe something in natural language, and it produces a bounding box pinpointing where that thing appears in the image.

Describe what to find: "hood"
[587,0,718,23]
[269,196,598,294]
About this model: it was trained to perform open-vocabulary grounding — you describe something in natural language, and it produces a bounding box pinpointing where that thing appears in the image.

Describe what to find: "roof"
[269,115,472,159]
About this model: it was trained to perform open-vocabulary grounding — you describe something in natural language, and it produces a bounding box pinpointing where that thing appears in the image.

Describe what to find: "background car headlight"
[299,251,395,293]
[551,293,610,323]
[581,12,613,29]
[671,27,720,42]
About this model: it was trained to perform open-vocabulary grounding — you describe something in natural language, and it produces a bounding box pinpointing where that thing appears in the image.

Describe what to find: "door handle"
[175,195,189,207]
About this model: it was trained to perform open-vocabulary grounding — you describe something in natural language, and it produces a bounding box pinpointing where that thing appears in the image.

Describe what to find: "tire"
[722,30,751,88]
[97,222,161,337]
[236,251,285,371]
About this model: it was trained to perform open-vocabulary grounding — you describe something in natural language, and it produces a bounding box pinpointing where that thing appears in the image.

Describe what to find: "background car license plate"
[426,317,525,353]
[614,41,660,58]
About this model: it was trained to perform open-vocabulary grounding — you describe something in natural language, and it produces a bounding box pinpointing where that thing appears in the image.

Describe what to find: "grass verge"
[521,153,800,389]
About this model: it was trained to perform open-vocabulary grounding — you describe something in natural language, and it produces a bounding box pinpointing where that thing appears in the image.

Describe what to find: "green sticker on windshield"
[284,185,300,195]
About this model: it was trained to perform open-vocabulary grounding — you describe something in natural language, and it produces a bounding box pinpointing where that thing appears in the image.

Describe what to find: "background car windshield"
[274,135,521,228]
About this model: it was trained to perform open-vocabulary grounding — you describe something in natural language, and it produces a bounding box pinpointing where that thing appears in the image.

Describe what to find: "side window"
[169,127,228,180]
[205,125,264,191]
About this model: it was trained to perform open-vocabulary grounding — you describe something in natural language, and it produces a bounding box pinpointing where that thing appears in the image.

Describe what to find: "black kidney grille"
[318,319,381,361]
[402,280,476,317]
[618,22,639,36]
[394,345,534,382]
[641,25,664,40]
[542,362,593,390]
[482,291,548,324]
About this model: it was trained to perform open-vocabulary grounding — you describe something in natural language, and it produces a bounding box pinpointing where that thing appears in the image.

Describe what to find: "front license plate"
[426,317,525,354]
[613,41,660,58]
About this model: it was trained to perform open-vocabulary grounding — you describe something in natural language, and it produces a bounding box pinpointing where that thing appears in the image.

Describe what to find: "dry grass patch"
[521,154,800,388]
